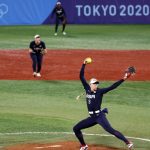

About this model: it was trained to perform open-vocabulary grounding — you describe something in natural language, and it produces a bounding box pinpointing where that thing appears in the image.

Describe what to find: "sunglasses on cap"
[34,35,40,39]
[93,81,99,85]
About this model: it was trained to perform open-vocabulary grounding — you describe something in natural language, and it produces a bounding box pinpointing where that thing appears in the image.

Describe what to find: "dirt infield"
[5,141,125,150]
[0,49,150,80]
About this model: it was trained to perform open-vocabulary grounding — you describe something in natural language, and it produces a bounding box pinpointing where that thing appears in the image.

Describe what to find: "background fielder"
[73,58,134,150]
[51,2,67,36]
[29,35,47,77]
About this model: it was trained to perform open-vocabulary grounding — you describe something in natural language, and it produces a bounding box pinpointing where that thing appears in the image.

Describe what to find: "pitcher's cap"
[34,35,40,39]
[56,2,61,5]
[89,78,99,84]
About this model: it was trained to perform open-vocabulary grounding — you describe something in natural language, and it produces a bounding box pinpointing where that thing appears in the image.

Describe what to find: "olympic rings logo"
[0,3,8,18]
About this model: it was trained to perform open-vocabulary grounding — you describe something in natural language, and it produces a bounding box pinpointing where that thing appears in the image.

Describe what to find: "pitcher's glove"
[126,66,136,74]
[123,66,136,80]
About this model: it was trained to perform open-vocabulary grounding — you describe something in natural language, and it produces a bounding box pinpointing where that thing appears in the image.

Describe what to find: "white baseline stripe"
[0,132,150,142]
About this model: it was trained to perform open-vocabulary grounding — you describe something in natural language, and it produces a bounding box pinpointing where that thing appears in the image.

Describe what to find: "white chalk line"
[35,145,62,149]
[0,131,150,142]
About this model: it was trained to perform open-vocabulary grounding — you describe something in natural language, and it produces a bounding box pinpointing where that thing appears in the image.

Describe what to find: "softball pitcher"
[73,58,135,150]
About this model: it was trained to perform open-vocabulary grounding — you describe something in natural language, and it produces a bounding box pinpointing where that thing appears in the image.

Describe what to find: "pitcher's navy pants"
[30,53,43,73]
[73,112,129,146]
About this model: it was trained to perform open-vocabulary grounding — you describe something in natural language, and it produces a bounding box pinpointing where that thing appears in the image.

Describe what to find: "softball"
[85,57,92,64]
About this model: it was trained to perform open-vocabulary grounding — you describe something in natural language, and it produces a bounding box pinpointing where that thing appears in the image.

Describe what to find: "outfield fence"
[1,0,150,25]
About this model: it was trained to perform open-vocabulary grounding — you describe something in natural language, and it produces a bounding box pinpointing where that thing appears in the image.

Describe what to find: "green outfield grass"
[0,80,150,150]
[0,25,150,50]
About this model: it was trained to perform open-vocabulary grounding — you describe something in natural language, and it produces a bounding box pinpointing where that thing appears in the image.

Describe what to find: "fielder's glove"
[40,49,47,55]
[123,66,136,80]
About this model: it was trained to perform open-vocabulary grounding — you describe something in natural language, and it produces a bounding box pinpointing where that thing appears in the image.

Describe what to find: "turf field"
[0,81,150,150]
[0,25,150,150]
[0,81,150,149]
[0,25,150,50]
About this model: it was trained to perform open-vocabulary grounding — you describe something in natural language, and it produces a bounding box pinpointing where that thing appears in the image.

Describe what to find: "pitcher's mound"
[5,141,125,150]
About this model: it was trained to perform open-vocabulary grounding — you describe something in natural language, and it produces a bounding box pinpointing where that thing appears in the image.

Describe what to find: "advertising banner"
[0,0,150,25]
[60,0,150,24]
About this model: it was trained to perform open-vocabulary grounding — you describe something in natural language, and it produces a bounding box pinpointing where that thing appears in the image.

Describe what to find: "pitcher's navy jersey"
[80,64,124,112]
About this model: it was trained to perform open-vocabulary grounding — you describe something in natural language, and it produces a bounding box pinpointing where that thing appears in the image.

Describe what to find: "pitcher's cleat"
[127,142,133,150]
[80,145,88,150]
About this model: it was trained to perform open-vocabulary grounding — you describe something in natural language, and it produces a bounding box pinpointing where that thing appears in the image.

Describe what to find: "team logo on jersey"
[86,94,95,99]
